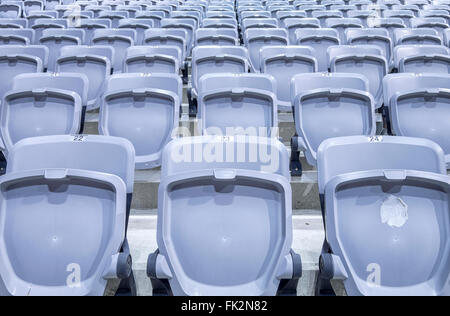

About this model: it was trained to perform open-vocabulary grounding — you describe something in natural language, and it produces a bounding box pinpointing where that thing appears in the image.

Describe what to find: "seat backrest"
[0,44,48,72]
[41,28,85,44]
[394,28,442,45]
[124,45,182,74]
[345,28,392,61]
[101,73,182,169]
[260,45,317,109]
[77,19,111,44]
[276,10,307,27]
[0,18,27,28]
[118,18,153,44]
[317,135,447,193]
[0,28,35,44]
[244,28,288,71]
[191,46,249,93]
[7,134,135,193]
[325,18,364,42]
[202,17,237,29]
[312,10,343,26]
[162,135,290,178]
[135,11,165,27]
[195,28,238,45]
[384,9,415,26]
[393,44,450,71]
[242,17,278,31]
[411,17,449,39]
[12,72,88,107]
[284,18,321,43]
[0,4,22,19]
[144,28,187,60]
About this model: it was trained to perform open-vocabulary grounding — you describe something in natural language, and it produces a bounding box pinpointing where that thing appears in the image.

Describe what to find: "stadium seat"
[23,1,44,17]
[99,73,182,169]
[329,5,358,17]
[345,28,393,68]
[393,45,450,73]
[367,18,406,39]
[31,19,65,44]
[244,28,288,72]
[290,73,375,173]
[284,18,320,44]
[0,80,82,154]
[161,18,196,55]
[347,10,379,27]
[383,73,450,165]
[27,10,58,26]
[147,5,172,18]
[242,17,278,32]
[0,18,27,29]
[0,4,21,19]
[171,10,203,26]
[76,19,111,45]
[40,30,82,72]
[56,45,113,110]
[411,17,449,40]
[62,10,94,21]
[190,46,249,103]
[384,9,416,27]
[202,18,237,29]
[419,10,450,25]
[393,28,442,45]
[124,46,181,75]
[295,28,340,72]
[260,46,317,111]
[328,45,388,109]
[85,5,113,18]
[144,28,187,62]
[0,45,47,100]
[116,5,141,18]
[0,28,34,45]
[92,29,136,73]
[45,0,61,11]
[239,10,271,23]
[196,73,278,137]
[325,18,364,43]
[0,134,135,296]
[206,10,236,19]
[276,10,307,28]
[98,10,129,28]
[195,28,239,46]
[118,18,153,45]
[316,135,450,296]
[312,10,344,27]
[147,135,302,296]
[134,11,164,28]
[297,4,326,17]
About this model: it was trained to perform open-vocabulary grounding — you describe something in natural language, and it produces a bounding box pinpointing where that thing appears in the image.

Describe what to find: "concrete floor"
[127,210,325,296]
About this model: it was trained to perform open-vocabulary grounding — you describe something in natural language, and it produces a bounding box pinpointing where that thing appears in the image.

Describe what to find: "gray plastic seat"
[0,4,21,19]
[76,19,111,45]
[92,29,136,73]
[393,28,442,45]
[206,10,235,19]
[0,134,134,296]
[393,45,450,73]
[276,10,307,27]
[195,28,239,46]
[297,4,326,17]
[420,10,450,25]
[172,10,202,26]
[27,11,58,26]
[317,135,450,296]
[383,73,450,165]
[197,73,278,137]
[291,73,375,166]
[124,46,181,75]
[325,18,364,43]
[0,18,26,29]
[99,73,182,169]
[116,5,141,18]
[45,0,61,11]
[86,5,113,18]
[40,30,83,72]
[98,10,128,28]
[118,18,153,45]
[329,45,388,109]
[191,46,249,98]
[345,28,393,67]
[242,18,278,32]
[62,10,94,21]
[347,10,379,27]
[295,28,340,72]
[135,11,165,28]
[23,0,43,17]
[147,5,172,18]
[202,18,237,29]
[144,28,187,62]
[411,17,449,40]
[56,46,113,110]
[31,19,65,44]
[384,9,416,27]
[148,135,301,296]
[239,10,271,24]
[244,28,288,72]
[367,18,407,40]
[0,45,46,100]
[0,28,34,45]
[284,18,321,44]
[329,4,358,17]
[260,46,317,110]
[161,18,195,55]
[0,82,82,154]
[312,10,344,27]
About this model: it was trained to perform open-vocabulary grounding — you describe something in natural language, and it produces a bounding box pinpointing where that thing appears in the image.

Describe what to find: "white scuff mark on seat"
[380,195,409,228]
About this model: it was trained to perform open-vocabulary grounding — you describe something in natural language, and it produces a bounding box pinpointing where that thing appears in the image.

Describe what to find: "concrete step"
[131,167,320,210]
[127,210,326,296]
